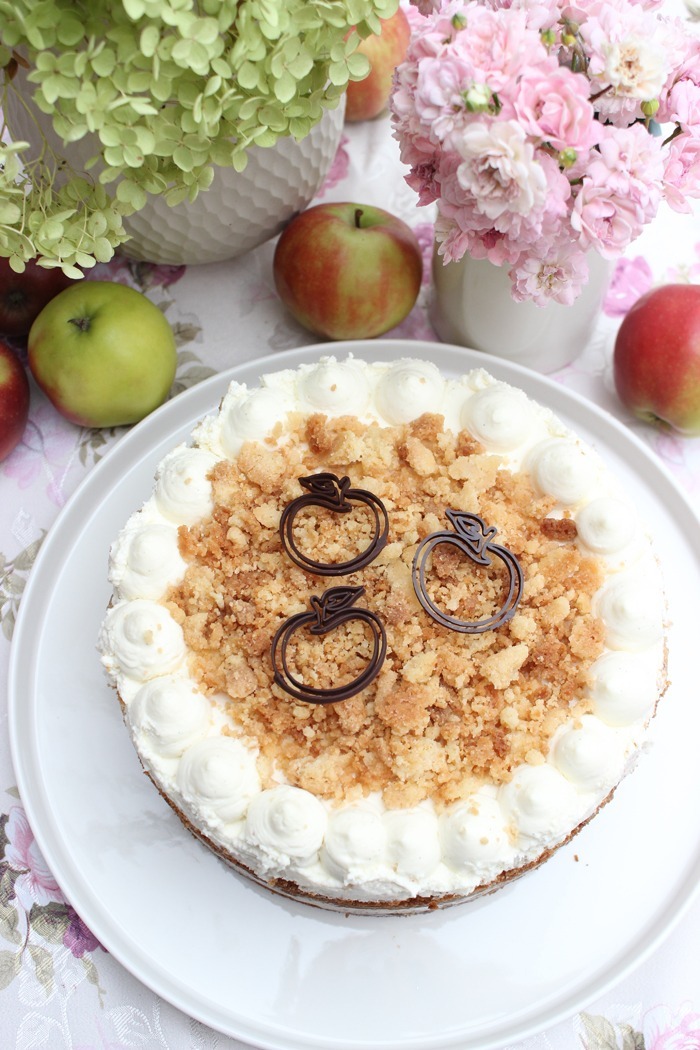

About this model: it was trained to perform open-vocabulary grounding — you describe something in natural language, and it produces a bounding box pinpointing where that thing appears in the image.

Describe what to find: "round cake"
[98,356,667,913]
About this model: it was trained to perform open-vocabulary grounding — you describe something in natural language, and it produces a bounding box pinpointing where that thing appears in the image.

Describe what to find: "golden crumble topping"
[165,412,605,808]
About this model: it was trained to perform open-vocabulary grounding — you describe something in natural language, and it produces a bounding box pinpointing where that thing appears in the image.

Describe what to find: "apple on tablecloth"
[613,283,700,437]
[0,339,30,461]
[28,281,177,429]
[345,7,410,123]
[273,202,423,341]
[0,257,75,338]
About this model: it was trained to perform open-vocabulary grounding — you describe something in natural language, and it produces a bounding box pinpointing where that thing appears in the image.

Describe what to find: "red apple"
[613,283,700,436]
[0,339,30,460]
[345,8,411,123]
[0,257,75,337]
[273,202,423,340]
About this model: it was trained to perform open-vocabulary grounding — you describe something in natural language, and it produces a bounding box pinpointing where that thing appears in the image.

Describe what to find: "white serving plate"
[9,340,700,1050]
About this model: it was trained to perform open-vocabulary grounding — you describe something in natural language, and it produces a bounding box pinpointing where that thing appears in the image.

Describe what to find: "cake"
[98,356,667,913]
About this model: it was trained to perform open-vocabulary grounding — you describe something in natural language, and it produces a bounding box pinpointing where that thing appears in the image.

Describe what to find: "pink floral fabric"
[3,805,63,911]
[643,1004,700,1049]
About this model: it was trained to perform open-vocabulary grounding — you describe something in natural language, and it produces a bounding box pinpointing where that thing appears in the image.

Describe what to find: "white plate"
[9,340,700,1050]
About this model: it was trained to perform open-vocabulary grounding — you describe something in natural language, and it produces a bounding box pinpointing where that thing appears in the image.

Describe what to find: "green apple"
[28,281,177,428]
[273,202,423,340]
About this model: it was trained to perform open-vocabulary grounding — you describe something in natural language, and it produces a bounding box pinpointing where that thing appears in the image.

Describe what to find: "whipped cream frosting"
[99,356,667,908]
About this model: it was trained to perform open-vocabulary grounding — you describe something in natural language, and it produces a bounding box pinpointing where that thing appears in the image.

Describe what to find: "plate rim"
[8,338,700,1050]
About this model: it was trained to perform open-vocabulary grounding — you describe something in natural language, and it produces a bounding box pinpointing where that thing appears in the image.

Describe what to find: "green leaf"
[0,951,20,991]
[236,61,260,91]
[579,1013,631,1050]
[91,48,116,77]
[82,954,101,989]
[56,17,84,47]
[13,537,45,573]
[29,944,55,995]
[346,52,370,78]
[172,145,195,171]
[273,70,297,104]
[328,60,350,87]
[618,1025,645,1050]
[92,236,115,263]
[140,25,160,58]
[2,610,16,642]
[0,203,21,224]
[121,0,146,18]
[30,902,70,945]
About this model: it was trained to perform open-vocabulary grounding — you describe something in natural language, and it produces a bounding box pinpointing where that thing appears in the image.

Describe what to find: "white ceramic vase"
[119,103,345,265]
[4,80,345,265]
[429,249,611,373]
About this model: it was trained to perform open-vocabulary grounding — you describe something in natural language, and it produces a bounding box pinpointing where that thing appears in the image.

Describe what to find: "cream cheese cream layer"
[98,357,666,903]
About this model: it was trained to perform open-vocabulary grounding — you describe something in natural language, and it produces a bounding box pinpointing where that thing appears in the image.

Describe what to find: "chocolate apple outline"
[279,472,389,576]
[270,585,387,704]
[412,510,524,634]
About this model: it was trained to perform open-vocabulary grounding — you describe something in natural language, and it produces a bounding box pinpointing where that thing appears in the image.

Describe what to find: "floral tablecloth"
[2,105,700,1050]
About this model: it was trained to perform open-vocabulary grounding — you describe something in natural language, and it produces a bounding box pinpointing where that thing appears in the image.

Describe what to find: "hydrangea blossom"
[393,0,700,305]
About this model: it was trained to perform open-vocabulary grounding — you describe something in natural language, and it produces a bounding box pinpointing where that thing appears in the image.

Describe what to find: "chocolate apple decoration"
[280,472,389,576]
[270,585,387,704]
[412,510,523,634]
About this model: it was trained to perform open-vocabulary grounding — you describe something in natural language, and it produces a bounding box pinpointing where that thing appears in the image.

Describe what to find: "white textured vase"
[429,250,611,373]
[119,103,345,264]
[5,80,345,265]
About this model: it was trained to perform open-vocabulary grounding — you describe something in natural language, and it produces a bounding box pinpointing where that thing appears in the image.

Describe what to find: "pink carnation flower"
[454,120,548,222]
[571,181,642,257]
[666,79,700,131]
[457,5,543,95]
[481,0,562,31]
[586,122,664,224]
[413,54,478,142]
[579,3,670,125]
[663,133,700,213]
[509,66,599,152]
[510,243,590,306]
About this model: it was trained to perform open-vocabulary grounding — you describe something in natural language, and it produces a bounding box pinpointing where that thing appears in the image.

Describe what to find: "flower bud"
[463,84,492,113]
[641,99,659,117]
[562,33,577,46]
[451,13,467,30]
[540,28,556,47]
[559,148,578,169]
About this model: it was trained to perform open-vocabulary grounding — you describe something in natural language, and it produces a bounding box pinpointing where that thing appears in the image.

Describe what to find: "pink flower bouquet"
[391,0,700,305]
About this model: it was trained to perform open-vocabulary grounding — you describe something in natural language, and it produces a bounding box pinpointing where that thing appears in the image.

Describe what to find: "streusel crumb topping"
[165,412,605,808]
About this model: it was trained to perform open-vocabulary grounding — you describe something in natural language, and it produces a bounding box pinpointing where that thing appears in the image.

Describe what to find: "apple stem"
[69,316,91,332]
[354,208,363,229]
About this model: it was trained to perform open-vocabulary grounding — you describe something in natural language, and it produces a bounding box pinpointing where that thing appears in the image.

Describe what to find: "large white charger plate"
[8,340,700,1050]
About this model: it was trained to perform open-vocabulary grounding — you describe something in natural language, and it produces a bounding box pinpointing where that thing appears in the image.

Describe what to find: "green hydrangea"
[0,0,398,275]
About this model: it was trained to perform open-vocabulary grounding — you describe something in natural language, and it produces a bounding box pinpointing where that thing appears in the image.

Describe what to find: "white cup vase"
[429,248,611,373]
